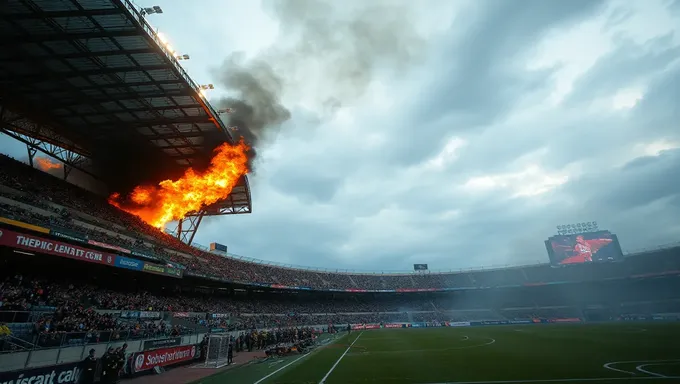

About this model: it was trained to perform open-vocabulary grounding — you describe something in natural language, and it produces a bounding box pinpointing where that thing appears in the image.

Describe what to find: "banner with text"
[142,262,183,278]
[0,361,83,384]
[115,256,144,271]
[351,324,381,330]
[446,321,471,327]
[132,344,199,373]
[0,228,116,266]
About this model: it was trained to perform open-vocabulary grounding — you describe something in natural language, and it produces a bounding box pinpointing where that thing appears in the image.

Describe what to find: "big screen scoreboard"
[545,230,624,266]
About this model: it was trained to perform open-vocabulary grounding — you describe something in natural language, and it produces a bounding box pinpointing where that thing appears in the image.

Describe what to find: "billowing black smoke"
[213,0,423,163]
[213,55,291,166]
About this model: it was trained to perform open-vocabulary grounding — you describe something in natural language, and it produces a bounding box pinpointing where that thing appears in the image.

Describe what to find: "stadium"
[1,0,680,383]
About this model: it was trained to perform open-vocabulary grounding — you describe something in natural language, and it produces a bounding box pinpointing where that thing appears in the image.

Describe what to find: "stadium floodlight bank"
[203,334,231,368]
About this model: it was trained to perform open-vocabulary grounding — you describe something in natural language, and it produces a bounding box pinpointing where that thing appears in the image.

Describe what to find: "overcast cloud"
[2,0,679,272]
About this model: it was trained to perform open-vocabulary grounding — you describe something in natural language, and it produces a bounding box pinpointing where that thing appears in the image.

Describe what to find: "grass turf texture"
[193,323,680,384]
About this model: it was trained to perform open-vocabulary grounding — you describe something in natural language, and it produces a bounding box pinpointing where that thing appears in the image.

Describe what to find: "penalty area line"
[319,331,364,384]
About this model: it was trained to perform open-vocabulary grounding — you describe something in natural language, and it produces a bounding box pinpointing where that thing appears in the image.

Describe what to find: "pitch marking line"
[603,360,680,376]
[252,333,344,384]
[319,331,363,384]
[636,362,680,378]
[253,353,310,384]
[637,364,668,378]
[418,376,680,383]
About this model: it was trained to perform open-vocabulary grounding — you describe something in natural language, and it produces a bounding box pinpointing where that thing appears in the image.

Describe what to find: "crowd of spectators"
[2,272,679,353]
[2,155,678,292]
[0,275,195,348]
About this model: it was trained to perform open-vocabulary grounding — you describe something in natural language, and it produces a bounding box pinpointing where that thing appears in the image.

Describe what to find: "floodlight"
[200,84,215,90]
[176,54,190,60]
[143,6,163,15]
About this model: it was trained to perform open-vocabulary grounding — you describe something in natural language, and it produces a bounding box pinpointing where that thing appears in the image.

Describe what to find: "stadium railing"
[0,327,202,354]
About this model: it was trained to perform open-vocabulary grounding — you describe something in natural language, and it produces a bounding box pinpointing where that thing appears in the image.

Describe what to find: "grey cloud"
[603,6,634,31]
[381,0,608,167]
[564,33,680,106]
[630,60,680,129]
[454,36,680,176]
[269,170,342,204]
[580,149,680,212]
[670,0,680,14]
[196,0,679,271]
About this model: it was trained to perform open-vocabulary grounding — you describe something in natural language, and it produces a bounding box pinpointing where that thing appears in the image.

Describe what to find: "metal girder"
[51,89,197,107]
[175,212,205,245]
[163,151,210,160]
[1,48,158,63]
[3,9,123,20]
[0,123,96,181]
[64,79,185,92]
[92,126,210,141]
[97,116,214,128]
[8,65,172,83]
[136,131,208,140]
[213,204,251,215]
[19,79,186,95]
[152,143,205,150]
[0,106,91,157]
[202,182,252,215]
[0,30,142,45]
[70,105,203,117]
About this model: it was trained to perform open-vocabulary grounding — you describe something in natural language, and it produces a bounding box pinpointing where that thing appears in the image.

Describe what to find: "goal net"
[203,334,231,368]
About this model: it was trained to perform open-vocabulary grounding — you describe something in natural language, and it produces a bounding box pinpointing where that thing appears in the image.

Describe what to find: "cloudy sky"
[2,0,679,272]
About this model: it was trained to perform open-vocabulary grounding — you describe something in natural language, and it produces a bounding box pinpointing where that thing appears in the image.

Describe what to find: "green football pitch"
[193,323,680,384]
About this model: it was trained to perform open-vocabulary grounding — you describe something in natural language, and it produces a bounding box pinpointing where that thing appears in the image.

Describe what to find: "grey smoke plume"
[214,0,423,152]
[215,54,291,148]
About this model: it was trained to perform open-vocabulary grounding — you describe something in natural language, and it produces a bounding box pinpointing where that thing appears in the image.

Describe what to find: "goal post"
[204,334,231,368]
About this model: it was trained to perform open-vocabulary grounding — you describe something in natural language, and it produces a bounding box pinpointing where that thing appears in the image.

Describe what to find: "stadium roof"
[0,0,251,218]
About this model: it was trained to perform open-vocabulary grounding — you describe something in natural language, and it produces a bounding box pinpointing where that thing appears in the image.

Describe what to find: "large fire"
[35,157,62,171]
[109,140,250,229]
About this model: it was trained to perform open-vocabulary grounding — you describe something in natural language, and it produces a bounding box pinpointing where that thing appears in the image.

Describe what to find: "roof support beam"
[8,65,173,83]
[0,30,142,45]
[138,131,207,140]
[2,9,123,20]
[51,90,198,107]
[98,116,214,128]
[20,80,186,94]
[0,48,157,62]
[62,105,204,117]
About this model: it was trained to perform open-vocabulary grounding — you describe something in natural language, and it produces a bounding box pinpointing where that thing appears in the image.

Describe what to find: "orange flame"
[35,157,62,171]
[109,140,250,229]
